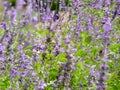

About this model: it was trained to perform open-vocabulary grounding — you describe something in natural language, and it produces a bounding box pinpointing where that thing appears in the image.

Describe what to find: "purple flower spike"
[0,21,6,30]
[0,44,5,61]
[9,65,20,79]
[103,18,112,31]
[38,80,45,90]
[105,0,111,5]
[64,36,70,44]
[117,6,120,15]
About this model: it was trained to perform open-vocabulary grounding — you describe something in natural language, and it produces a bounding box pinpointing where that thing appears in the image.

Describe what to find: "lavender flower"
[105,0,111,5]
[96,62,107,90]
[103,18,112,31]
[0,44,5,61]
[0,21,6,30]
[9,65,20,81]
[116,1,120,15]
[64,36,70,44]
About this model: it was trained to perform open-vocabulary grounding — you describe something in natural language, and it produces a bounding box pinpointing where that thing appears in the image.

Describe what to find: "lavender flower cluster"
[0,0,120,90]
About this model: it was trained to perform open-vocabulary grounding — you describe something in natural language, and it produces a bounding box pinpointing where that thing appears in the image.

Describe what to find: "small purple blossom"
[103,18,112,31]
[0,21,6,30]
[9,65,20,79]
[0,44,5,61]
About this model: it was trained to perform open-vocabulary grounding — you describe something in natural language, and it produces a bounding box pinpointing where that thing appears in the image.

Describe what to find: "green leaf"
[109,43,120,52]
[55,53,66,62]
[0,76,10,90]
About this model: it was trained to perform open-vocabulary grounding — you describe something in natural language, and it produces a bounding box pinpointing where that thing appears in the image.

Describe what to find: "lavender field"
[0,0,120,90]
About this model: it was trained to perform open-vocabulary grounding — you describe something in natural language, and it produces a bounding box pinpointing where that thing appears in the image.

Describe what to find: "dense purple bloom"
[64,36,70,44]
[21,69,27,77]
[86,16,94,31]
[101,16,108,24]
[41,13,52,22]
[0,21,6,30]
[47,0,51,2]
[104,8,110,14]
[52,45,60,56]
[9,8,16,20]
[0,44,5,61]
[72,1,78,8]
[9,65,20,79]
[20,18,29,27]
[60,0,67,10]
[53,13,60,21]
[16,0,26,10]
[38,80,45,90]
[93,0,103,8]
[3,1,11,10]
[105,0,111,5]
[0,0,119,89]
[117,5,120,15]
[103,18,112,31]
[76,19,81,32]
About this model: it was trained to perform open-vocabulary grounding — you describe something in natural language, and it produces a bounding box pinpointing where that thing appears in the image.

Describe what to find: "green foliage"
[55,53,66,62]
[113,18,120,30]
[70,61,88,89]
[0,29,4,35]
[109,43,120,52]
[79,31,91,45]
[34,61,41,74]
[8,0,16,3]
[0,76,10,90]
[50,0,70,11]
[1,0,120,90]
[8,0,16,6]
